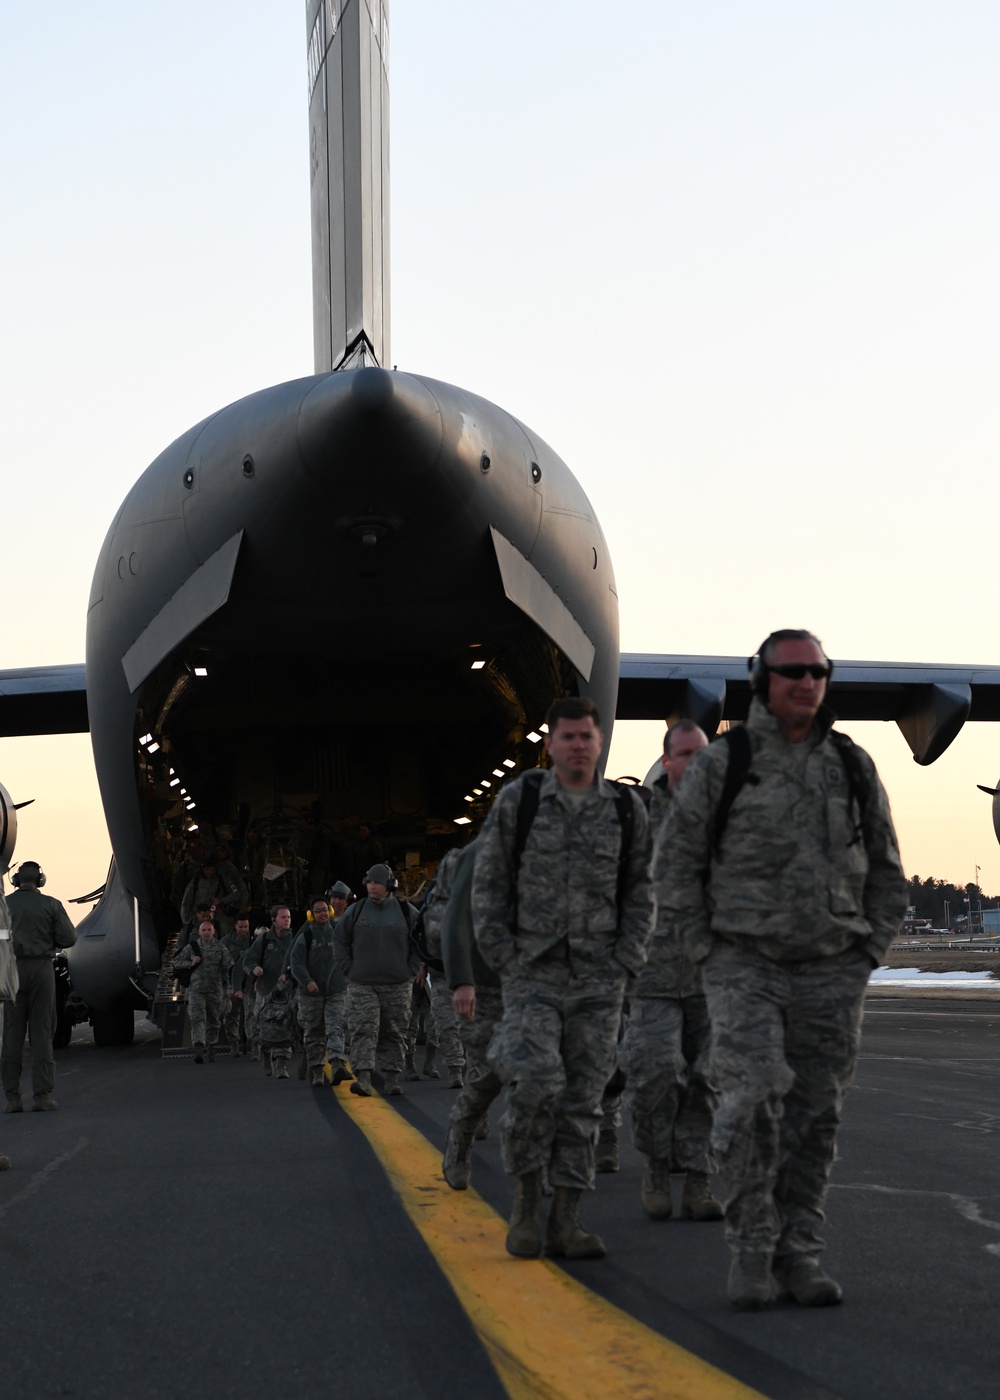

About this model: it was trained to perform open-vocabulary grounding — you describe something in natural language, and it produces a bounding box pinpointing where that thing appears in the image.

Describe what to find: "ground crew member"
[473,696,654,1260]
[1,861,77,1113]
[661,629,906,1309]
[439,838,505,1191]
[245,908,295,1076]
[619,721,723,1222]
[334,864,421,1098]
[289,897,351,1086]
[173,918,233,1062]
[221,916,252,1053]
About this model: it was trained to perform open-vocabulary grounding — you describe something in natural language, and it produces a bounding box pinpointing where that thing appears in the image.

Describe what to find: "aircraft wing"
[0,664,88,737]
[617,655,1000,765]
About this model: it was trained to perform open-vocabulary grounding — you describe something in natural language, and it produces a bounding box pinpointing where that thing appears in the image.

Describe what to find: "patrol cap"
[328,880,351,900]
[364,863,393,887]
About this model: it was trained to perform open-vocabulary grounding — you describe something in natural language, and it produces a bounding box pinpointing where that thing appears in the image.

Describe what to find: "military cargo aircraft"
[3,2,1000,1044]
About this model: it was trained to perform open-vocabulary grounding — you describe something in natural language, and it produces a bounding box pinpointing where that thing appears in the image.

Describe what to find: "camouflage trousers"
[242,989,259,1050]
[702,939,871,1260]
[488,967,626,1190]
[188,985,227,1049]
[618,994,715,1173]
[223,994,245,1051]
[347,981,412,1074]
[297,989,347,1068]
[407,982,434,1049]
[449,986,504,1136]
[430,981,465,1070]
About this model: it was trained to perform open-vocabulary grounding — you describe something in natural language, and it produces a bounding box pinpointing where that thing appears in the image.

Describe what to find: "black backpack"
[711,725,871,854]
[512,770,640,916]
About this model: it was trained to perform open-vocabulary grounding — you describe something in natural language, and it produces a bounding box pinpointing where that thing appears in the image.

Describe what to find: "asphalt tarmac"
[0,997,997,1400]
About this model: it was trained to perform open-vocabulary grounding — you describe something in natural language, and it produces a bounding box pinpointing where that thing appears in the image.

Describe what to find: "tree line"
[905,875,996,927]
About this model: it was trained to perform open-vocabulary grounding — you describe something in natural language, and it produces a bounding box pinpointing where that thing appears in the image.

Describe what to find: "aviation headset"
[747,630,832,701]
[10,860,46,888]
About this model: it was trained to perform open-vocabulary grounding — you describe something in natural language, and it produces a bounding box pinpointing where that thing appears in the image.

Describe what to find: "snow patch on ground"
[869,967,997,986]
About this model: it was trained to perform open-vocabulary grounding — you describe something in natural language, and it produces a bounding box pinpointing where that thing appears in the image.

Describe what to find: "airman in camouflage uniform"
[410,848,466,1087]
[289,897,350,1087]
[438,838,505,1191]
[334,864,421,1097]
[244,908,296,1077]
[619,721,723,1223]
[173,919,234,1062]
[221,917,253,1053]
[661,631,906,1310]
[474,697,654,1261]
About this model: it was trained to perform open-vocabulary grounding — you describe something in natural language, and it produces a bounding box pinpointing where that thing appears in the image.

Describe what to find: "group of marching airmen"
[173,627,908,1313]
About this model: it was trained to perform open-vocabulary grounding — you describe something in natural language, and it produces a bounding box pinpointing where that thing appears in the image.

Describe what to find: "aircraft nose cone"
[296,367,443,483]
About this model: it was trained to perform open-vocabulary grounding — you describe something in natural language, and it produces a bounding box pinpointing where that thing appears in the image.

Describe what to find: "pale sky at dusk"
[2,2,999,913]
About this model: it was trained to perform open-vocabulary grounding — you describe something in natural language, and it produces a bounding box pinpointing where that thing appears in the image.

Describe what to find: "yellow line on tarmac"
[335,1083,765,1400]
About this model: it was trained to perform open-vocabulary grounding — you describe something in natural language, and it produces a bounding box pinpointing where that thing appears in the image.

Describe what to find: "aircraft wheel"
[91,1008,136,1047]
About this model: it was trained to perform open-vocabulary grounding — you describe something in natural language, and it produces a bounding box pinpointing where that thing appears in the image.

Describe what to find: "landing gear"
[91,1007,136,1047]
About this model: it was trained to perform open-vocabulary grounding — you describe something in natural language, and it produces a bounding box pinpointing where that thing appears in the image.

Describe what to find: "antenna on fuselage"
[306,0,390,373]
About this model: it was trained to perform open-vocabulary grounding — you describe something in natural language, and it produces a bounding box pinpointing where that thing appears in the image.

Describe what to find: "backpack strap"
[830,731,871,846]
[711,726,756,854]
[513,770,546,877]
[611,783,637,917]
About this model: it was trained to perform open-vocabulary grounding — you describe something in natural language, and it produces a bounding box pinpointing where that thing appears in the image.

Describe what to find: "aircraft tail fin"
[306,0,390,373]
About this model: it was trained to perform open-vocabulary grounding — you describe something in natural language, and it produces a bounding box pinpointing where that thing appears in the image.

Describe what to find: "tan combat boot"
[545,1187,607,1259]
[773,1255,843,1306]
[727,1250,778,1310]
[350,1070,373,1097]
[383,1071,403,1096]
[330,1059,353,1085]
[505,1170,544,1258]
[595,1128,619,1173]
[442,1124,475,1190]
[423,1045,440,1078]
[404,1052,421,1081]
[640,1157,673,1220]
[681,1171,724,1221]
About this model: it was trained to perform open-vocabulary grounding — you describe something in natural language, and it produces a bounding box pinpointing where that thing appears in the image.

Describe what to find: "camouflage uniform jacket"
[173,935,234,991]
[422,848,462,962]
[640,780,702,998]
[661,699,906,966]
[472,768,654,978]
[221,931,251,988]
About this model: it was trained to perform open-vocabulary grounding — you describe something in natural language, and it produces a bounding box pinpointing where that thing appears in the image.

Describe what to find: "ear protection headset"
[747,631,832,701]
[11,861,46,888]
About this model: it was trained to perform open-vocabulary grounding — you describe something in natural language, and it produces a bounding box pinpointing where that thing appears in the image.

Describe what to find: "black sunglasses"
[769,664,831,681]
